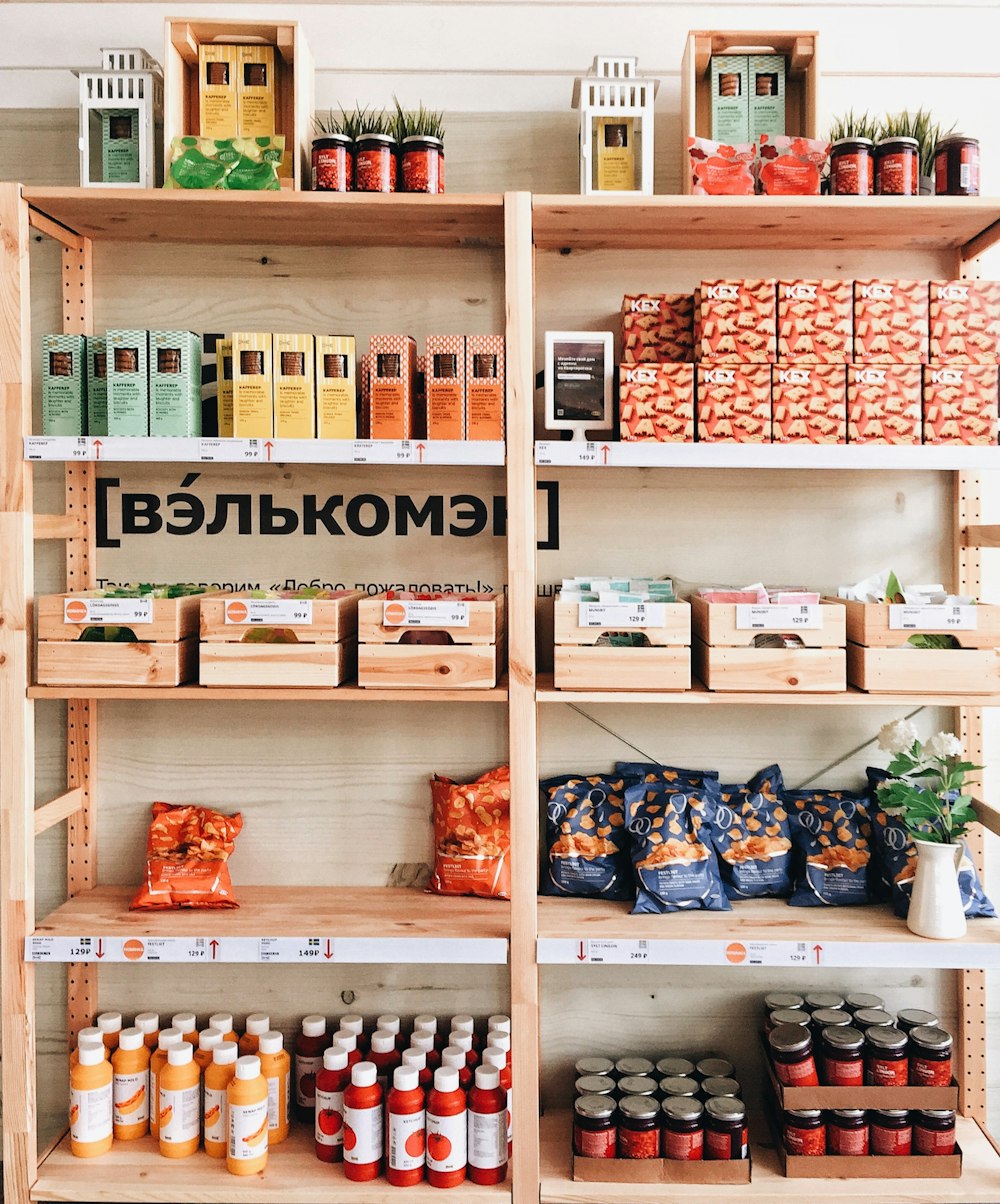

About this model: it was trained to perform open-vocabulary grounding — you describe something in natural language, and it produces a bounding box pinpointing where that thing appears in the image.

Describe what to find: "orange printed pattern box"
[777,279,852,362]
[923,363,999,445]
[425,335,466,440]
[699,279,777,363]
[847,363,921,444]
[772,364,847,443]
[619,363,695,442]
[930,281,1000,363]
[697,363,770,442]
[854,279,929,363]
[465,335,505,440]
[369,334,416,440]
[621,294,694,364]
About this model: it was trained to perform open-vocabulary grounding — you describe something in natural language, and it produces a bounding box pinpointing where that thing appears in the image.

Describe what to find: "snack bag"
[785,787,874,907]
[710,765,792,899]
[687,137,755,196]
[430,766,511,899]
[757,135,831,195]
[166,136,284,190]
[540,773,631,900]
[625,777,730,914]
[130,802,243,910]
[616,762,719,788]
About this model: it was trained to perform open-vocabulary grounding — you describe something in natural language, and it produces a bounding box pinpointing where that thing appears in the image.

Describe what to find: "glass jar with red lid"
[354,133,397,193]
[909,1025,953,1086]
[830,138,875,196]
[312,133,353,192]
[875,137,919,195]
[820,1026,865,1087]
[914,1109,956,1156]
[401,135,444,194]
[768,1024,819,1087]
[619,1095,660,1159]
[871,1109,912,1156]
[865,1025,909,1087]
[573,1095,617,1159]
[661,1097,704,1160]
[784,1108,825,1156]
[828,1108,869,1156]
[705,1097,747,1161]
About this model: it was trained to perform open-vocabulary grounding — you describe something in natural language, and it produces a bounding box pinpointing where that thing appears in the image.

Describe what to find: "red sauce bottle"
[414,1015,445,1053]
[294,1015,326,1123]
[448,1031,478,1069]
[486,1029,511,1070]
[387,1065,426,1187]
[483,1046,512,1160]
[441,1047,473,1091]
[369,1029,402,1094]
[339,1014,367,1057]
[377,1014,405,1052]
[331,1030,362,1068]
[343,1061,384,1182]
[467,1065,508,1184]
[409,1031,441,1072]
[314,1045,350,1164]
[426,1066,467,1189]
[450,1014,482,1053]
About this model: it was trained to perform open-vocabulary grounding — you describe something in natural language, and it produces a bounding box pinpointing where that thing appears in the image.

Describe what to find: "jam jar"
[705,1097,747,1161]
[870,1109,913,1156]
[820,1026,865,1087]
[768,1008,811,1034]
[914,1109,957,1156]
[784,1108,826,1156]
[909,1025,953,1086]
[618,1075,657,1100]
[764,992,805,1013]
[830,137,875,196]
[575,1057,615,1078]
[875,136,920,195]
[574,1074,617,1099]
[615,1057,654,1080]
[810,1008,852,1033]
[865,1025,909,1087]
[769,1024,819,1087]
[844,993,885,1015]
[896,1009,939,1036]
[661,1097,704,1160]
[656,1057,695,1079]
[311,133,352,192]
[695,1058,734,1081]
[401,135,444,194]
[828,1108,869,1156]
[935,134,980,196]
[701,1076,741,1100]
[659,1076,699,1100]
[354,133,397,193]
[574,1094,617,1158]
[804,992,845,1013]
[619,1095,660,1159]
[853,1007,895,1031]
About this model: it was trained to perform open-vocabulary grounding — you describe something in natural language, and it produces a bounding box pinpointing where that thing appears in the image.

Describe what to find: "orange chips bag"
[430,766,511,899]
[130,802,243,910]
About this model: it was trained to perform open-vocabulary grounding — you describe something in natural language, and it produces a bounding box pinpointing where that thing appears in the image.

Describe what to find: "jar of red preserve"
[312,134,352,192]
[804,992,844,1013]
[768,1008,810,1034]
[575,1056,615,1078]
[935,135,980,196]
[876,136,920,195]
[768,1024,819,1087]
[820,1026,865,1086]
[694,1058,733,1081]
[659,1076,698,1100]
[656,1057,695,1078]
[871,1109,912,1156]
[896,1009,939,1036]
[810,1008,852,1034]
[914,1109,956,1156]
[574,1095,617,1158]
[830,138,875,195]
[865,1025,909,1086]
[828,1109,869,1156]
[354,133,397,193]
[619,1095,660,1159]
[401,135,444,194]
[844,993,884,1016]
[661,1097,703,1160]
[617,1076,657,1100]
[784,1108,825,1156]
[615,1057,654,1080]
[764,992,804,1014]
[574,1074,616,1099]
[909,1025,953,1086]
[854,1007,895,1031]
[704,1097,747,1161]
[701,1076,740,1100]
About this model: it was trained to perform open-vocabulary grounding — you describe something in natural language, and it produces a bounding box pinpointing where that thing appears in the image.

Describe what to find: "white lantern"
[75,48,163,189]
[572,56,659,196]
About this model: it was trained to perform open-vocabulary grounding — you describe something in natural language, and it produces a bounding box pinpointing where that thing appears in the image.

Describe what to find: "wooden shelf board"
[32,1127,509,1202]
[539,1111,1000,1203]
[536,897,1000,969]
[28,679,509,702]
[24,189,506,250]
[531,195,1000,253]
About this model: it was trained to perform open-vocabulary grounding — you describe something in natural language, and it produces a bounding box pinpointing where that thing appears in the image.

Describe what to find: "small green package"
[107,330,149,436]
[149,331,202,437]
[165,136,284,190]
[41,334,87,435]
[86,335,108,435]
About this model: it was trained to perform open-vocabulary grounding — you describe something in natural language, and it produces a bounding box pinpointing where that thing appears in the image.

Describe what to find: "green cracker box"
[749,54,787,142]
[710,55,749,144]
[149,331,202,437]
[86,335,108,435]
[41,334,87,435]
[101,109,141,184]
[106,329,149,436]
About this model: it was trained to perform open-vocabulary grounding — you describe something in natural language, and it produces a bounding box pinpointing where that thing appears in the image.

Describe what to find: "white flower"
[878,719,919,755]
[926,732,963,760]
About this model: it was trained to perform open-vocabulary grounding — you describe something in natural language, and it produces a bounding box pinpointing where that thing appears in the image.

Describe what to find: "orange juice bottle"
[112,1027,150,1141]
[97,1011,123,1053]
[204,1041,238,1158]
[258,1030,290,1145]
[227,1055,269,1176]
[70,1027,103,1069]
[134,1012,160,1052]
[171,1012,198,1047]
[69,1042,113,1158]
[239,1013,270,1056]
[209,1012,238,1044]
[158,1042,200,1158]
[148,1028,183,1138]
[195,1028,223,1074]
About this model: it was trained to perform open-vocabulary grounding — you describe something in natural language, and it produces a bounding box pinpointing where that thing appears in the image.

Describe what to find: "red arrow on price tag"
[813,943,823,965]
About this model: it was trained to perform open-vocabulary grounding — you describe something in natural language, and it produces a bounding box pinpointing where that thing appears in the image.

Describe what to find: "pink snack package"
[688,137,755,196]
[757,135,831,196]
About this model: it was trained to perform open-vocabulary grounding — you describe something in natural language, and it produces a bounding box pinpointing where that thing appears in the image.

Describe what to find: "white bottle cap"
[393,1065,420,1092]
[475,1065,501,1090]
[339,1014,364,1035]
[441,1048,466,1071]
[410,1032,435,1053]
[451,1014,475,1034]
[482,1048,506,1072]
[199,1029,223,1052]
[376,1014,401,1035]
[258,1031,284,1055]
[77,1036,105,1057]
[245,1013,270,1036]
[77,1027,101,1044]
[167,1043,193,1066]
[488,1015,511,1034]
[448,1032,472,1053]
[213,1042,239,1066]
[158,1027,183,1050]
[97,1011,122,1034]
[78,1044,105,1066]
[351,1061,377,1088]
[117,1027,144,1052]
[134,1013,159,1034]
[370,1030,396,1055]
[236,1055,261,1080]
[171,1013,196,1033]
[414,1014,438,1034]
[402,1049,426,1070]
[487,1030,510,1052]
[434,1066,460,1093]
[332,1030,358,1053]
[324,1045,349,1071]
[208,1012,234,1034]
[302,1014,326,1038]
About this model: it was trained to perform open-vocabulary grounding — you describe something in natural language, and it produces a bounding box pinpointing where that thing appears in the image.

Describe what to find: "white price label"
[352,441,377,463]
[394,441,415,464]
[889,604,978,632]
[583,940,651,964]
[25,436,92,461]
[199,438,260,463]
[722,940,814,967]
[64,597,152,625]
[224,598,314,625]
[383,600,470,627]
[579,602,667,628]
[258,937,329,962]
[735,604,822,631]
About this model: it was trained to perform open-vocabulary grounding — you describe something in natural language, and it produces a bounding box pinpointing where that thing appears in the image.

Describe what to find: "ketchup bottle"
[409,1031,441,1072]
[441,1047,473,1091]
[447,1031,479,1069]
[468,1065,508,1184]
[368,1029,402,1094]
[483,1047,512,1160]
[315,1045,350,1164]
[486,1030,511,1067]
[402,1048,434,1089]
[338,1014,366,1055]
[387,1065,426,1187]
[343,1061,384,1182]
[426,1066,467,1189]
[413,1015,445,1053]
[488,1014,511,1037]
[294,1016,327,1123]
[377,1014,405,1051]
[451,1014,481,1053]
[331,1030,362,1068]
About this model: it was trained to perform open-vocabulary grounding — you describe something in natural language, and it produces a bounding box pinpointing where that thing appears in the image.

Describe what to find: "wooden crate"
[690,596,846,692]
[36,592,201,687]
[164,18,314,190]
[199,591,361,687]
[553,599,691,690]
[680,30,819,195]
[357,594,505,689]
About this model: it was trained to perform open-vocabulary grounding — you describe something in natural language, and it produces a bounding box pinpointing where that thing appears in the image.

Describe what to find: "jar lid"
[620,1094,660,1120]
[313,132,352,147]
[845,993,884,1011]
[822,1026,864,1051]
[695,1058,734,1079]
[618,1075,657,1096]
[706,1096,746,1123]
[910,1024,953,1051]
[897,1009,939,1028]
[874,1109,910,1120]
[854,1008,894,1029]
[832,1108,867,1119]
[937,134,978,149]
[616,1057,654,1077]
[576,1056,615,1077]
[876,136,919,150]
[865,1024,908,1052]
[764,992,804,1011]
[770,1009,810,1028]
[811,1009,851,1028]
[575,1073,616,1096]
[575,1094,616,1121]
[918,1109,956,1120]
[831,137,875,151]
[786,1108,823,1120]
[656,1057,696,1077]
[769,1024,812,1054]
[402,134,444,149]
[805,992,844,1011]
[357,132,397,148]
[659,1075,698,1097]
[702,1075,740,1097]
[662,1096,704,1122]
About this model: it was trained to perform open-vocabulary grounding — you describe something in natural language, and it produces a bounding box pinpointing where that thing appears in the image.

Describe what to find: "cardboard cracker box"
[710,55,749,144]
[777,279,852,363]
[619,362,695,442]
[930,281,1000,363]
[236,44,276,137]
[700,279,777,363]
[359,352,372,438]
[748,54,786,142]
[199,44,239,139]
[231,331,273,438]
[106,329,149,436]
[466,335,505,440]
[854,279,929,363]
[149,330,202,437]
[923,362,999,445]
[85,335,108,436]
[697,363,771,442]
[425,335,466,439]
[772,363,847,443]
[621,294,694,364]
[847,363,921,443]
[42,334,87,436]
[273,333,316,438]
[315,336,356,439]
[216,338,234,437]
[370,335,416,439]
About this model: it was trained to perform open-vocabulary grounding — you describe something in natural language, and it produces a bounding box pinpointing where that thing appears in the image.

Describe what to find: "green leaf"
[885,570,905,604]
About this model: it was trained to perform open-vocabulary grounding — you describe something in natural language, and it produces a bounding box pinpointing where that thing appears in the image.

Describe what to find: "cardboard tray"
[572,1152,750,1184]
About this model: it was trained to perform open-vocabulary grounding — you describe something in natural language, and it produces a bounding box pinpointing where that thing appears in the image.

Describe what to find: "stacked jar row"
[783,1107,957,1157]
[312,135,444,193]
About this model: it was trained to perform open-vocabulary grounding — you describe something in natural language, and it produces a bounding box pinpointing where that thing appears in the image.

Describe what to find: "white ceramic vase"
[907,839,967,940]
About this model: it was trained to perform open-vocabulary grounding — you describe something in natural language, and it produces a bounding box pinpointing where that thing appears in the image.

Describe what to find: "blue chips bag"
[540,773,632,900]
[616,762,719,787]
[785,787,874,907]
[625,776,730,913]
[710,764,792,899]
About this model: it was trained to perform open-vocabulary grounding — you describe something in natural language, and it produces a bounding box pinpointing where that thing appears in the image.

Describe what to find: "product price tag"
[393,441,415,464]
[224,598,313,625]
[351,441,377,463]
[63,597,152,625]
[579,602,667,628]
[584,939,651,964]
[722,940,813,967]
[24,436,92,461]
[888,604,978,631]
[258,937,328,962]
[735,604,822,631]
[575,442,601,466]
[199,438,260,463]
[383,600,470,627]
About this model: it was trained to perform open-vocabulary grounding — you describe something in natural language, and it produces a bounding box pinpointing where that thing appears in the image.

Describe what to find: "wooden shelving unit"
[5,186,1000,1204]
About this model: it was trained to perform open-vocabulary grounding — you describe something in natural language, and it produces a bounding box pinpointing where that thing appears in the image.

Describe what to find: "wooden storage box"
[841,599,1000,694]
[36,592,200,687]
[553,599,691,690]
[691,596,846,692]
[164,18,314,189]
[573,1152,750,1184]
[357,594,505,689]
[199,591,362,687]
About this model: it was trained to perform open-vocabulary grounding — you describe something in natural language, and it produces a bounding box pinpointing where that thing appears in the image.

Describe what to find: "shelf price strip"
[889,604,978,631]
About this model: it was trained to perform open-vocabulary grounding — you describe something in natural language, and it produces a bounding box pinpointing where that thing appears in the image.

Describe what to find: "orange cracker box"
[466,335,505,440]
[854,280,929,363]
[358,352,371,438]
[696,363,771,442]
[777,279,852,363]
[699,279,777,363]
[369,335,416,440]
[619,363,695,442]
[930,281,1000,363]
[425,335,465,439]
[847,363,922,444]
[772,364,847,443]
[923,363,999,445]
[621,294,694,364]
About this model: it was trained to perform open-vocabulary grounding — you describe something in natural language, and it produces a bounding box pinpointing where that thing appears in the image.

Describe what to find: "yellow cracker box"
[619,363,695,442]
[923,362,999,445]
[929,281,1000,363]
[847,363,921,444]
[217,338,234,437]
[466,335,505,440]
[621,294,694,364]
[772,364,847,443]
[273,333,315,438]
[425,335,466,440]
[854,280,929,363]
[777,279,853,363]
[236,45,275,138]
[315,336,356,439]
[199,45,239,139]
[696,363,771,442]
[231,332,273,438]
[370,335,416,440]
[699,279,777,363]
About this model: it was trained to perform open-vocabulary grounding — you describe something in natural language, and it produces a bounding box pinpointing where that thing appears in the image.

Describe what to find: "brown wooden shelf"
[29,678,508,702]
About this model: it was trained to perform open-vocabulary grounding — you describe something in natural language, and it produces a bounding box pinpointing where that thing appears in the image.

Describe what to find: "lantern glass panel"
[591,115,642,191]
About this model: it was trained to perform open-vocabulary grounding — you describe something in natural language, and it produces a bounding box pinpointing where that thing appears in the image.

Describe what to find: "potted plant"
[827,110,881,195]
[394,98,445,194]
[875,718,981,938]
[351,106,397,193]
[311,109,353,192]
[881,109,953,194]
